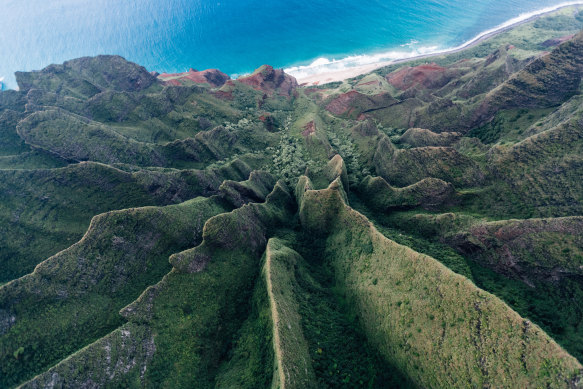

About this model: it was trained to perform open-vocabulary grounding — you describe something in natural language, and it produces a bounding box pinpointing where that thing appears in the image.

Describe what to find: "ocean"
[1,0,581,89]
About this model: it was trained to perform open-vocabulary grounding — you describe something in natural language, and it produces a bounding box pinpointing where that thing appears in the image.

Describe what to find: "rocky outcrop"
[159,68,230,88]
[386,63,460,91]
[400,128,462,147]
[448,217,583,285]
[238,65,298,96]
[325,90,398,118]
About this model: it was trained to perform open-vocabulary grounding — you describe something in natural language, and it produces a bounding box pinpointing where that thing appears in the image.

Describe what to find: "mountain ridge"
[1,8,583,388]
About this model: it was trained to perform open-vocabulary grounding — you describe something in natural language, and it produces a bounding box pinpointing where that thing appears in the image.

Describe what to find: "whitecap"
[285,1,583,82]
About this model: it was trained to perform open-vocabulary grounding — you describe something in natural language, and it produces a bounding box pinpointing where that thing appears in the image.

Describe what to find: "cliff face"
[2,12,583,389]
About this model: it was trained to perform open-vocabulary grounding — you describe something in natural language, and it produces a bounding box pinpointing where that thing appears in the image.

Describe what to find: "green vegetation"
[2,7,583,388]
[351,196,583,363]
[264,238,317,389]
[298,178,581,388]
[291,234,415,388]
[0,196,231,387]
[468,108,554,144]
[0,160,252,281]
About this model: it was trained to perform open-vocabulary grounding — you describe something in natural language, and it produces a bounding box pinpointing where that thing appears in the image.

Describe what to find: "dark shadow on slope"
[290,230,416,388]
[350,192,583,363]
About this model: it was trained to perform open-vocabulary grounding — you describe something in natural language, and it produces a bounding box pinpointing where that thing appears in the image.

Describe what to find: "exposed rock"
[302,120,316,136]
[325,90,397,118]
[237,65,298,96]
[448,217,583,284]
[20,323,156,389]
[158,68,230,88]
[400,128,462,147]
[386,63,458,91]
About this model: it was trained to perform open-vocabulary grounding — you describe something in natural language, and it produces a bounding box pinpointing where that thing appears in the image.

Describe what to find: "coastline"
[292,1,583,86]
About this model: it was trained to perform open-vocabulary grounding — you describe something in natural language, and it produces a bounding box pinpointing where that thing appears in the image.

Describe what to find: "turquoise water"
[0,0,580,89]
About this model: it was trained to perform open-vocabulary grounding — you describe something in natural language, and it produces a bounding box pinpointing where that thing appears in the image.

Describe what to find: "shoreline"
[292,1,583,86]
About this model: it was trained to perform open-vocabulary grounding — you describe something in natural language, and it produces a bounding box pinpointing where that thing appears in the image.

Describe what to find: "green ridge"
[2,8,583,387]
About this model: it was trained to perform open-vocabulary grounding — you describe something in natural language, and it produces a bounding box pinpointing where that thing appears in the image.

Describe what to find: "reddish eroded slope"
[325,90,397,118]
[159,68,230,88]
[386,62,455,91]
[541,34,575,47]
[237,65,298,96]
[302,120,316,136]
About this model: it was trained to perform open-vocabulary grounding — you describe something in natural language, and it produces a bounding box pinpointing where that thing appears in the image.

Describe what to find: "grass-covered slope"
[264,238,317,389]
[297,177,582,388]
[358,175,455,211]
[446,217,583,281]
[19,322,156,389]
[15,55,157,97]
[119,181,295,387]
[0,160,252,282]
[17,179,288,389]
[2,8,583,388]
[475,30,583,125]
[0,195,231,387]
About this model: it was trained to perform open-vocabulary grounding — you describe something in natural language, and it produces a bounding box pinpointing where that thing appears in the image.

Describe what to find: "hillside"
[1,7,583,388]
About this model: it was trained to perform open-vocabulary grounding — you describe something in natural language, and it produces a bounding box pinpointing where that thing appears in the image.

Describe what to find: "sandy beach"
[294,1,583,86]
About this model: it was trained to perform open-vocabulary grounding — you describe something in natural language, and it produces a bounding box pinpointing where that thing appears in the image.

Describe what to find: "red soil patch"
[212,80,235,100]
[541,34,574,47]
[302,121,316,136]
[357,80,378,86]
[325,90,360,115]
[237,65,298,97]
[159,68,230,87]
[386,63,449,90]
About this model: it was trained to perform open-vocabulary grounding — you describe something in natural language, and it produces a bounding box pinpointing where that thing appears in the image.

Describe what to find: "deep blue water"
[0,0,581,89]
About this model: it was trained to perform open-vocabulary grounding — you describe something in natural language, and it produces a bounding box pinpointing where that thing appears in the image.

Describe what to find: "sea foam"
[284,1,583,81]
[284,46,439,80]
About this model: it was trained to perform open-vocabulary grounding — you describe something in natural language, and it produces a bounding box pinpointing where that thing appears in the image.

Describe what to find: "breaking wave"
[285,1,583,81]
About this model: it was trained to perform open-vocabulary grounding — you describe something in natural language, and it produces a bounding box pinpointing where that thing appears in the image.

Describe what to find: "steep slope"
[0,159,253,281]
[264,238,317,389]
[297,175,582,388]
[2,9,583,388]
[18,180,294,388]
[0,195,230,387]
[474,30,583,126]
